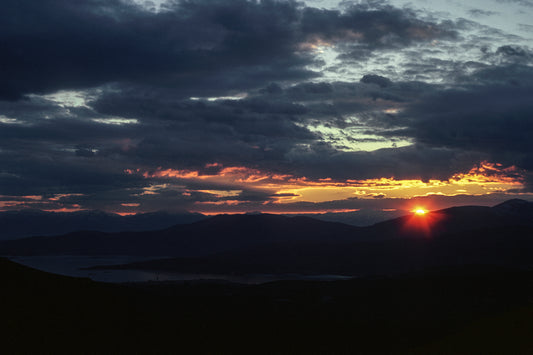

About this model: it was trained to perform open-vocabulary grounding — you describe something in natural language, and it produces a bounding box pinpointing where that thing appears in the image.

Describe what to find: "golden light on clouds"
[43,205,84,213]
[298,37,335,52]
[0,194,85,212]
[125,160,526,211]
[121,203,141,207]
[197,190,242,198]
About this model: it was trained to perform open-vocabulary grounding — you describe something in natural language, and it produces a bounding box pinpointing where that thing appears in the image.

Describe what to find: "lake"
[7,255,354,284]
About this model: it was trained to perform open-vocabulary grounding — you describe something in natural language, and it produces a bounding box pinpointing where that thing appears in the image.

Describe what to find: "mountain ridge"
[366,199,533,239]
[0,209,206,240]
[0,212,363,257]
[1,199,531,258]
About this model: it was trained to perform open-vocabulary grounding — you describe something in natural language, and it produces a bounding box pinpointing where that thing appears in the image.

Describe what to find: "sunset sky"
[1,0,532,216]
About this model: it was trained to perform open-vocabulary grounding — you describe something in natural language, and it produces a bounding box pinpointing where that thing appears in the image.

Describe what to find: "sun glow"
[414,208,427,215]
[403,206,446,238]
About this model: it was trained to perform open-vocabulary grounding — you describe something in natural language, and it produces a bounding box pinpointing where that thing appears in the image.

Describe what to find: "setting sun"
[414,208,427,216]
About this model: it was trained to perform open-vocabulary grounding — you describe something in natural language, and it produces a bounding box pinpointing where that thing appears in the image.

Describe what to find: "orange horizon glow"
[125,161,526,209]
[195,208,363,216]
[121,203,141,207]
[114,211,138,216]
[42,206,85,213]
[0,161,527,215]
[0,194,86,213]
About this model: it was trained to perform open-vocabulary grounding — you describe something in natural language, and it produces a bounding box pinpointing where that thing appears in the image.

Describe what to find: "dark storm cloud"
[496,45,530,57]
[386,65,533,182]
[468,9,499,17]
[0,0,464,193]
[284,144,483,181]
[87,79,386,169]
[92,74,431,121]
[0,0,314,100]
[0,97,148,165]
[496,0,533,7]
[4,65,526,204]
[88,74,460,181]
[0,0,458,101]
[93,87,310,121]
[0,152,145,196]
[0,97,151,200]
[301,2,456,58]
[360,74,392,88]
[91,86,322,171]
[519,24,533,33]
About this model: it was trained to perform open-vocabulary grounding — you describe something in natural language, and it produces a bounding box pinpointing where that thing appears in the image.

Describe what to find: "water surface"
[8,255,354,284]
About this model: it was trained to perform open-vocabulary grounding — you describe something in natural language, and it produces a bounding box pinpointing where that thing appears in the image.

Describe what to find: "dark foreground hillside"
[2,257,533,354]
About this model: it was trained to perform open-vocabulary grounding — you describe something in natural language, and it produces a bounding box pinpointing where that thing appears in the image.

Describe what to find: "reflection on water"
[7,255,354,284]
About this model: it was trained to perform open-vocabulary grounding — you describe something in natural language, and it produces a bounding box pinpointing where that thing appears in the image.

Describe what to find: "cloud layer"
[1,0,532,214]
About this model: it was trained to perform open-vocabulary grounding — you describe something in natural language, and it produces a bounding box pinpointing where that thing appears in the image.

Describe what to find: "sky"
[1,0,533,216]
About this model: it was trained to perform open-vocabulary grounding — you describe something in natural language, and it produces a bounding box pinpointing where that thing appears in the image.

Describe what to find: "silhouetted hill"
[1,199,531,262]
[367,199,533,239]
[493,198,533,216]
[0,209,206,240]
[283,209,407,226]
[3,257,533,354]
[88,199,533,276]
[94,225,533,276]
[0,213,362,256]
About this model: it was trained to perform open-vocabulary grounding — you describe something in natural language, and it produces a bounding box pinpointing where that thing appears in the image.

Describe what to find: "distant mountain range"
[0,208,406,241]
[284,209,408,227]
[0,213,361,256]
[0,209,206,240]
[1,199,532,276]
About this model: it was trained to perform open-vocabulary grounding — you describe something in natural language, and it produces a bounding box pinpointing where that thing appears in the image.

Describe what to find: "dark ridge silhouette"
[92,225,533,276]
[1,200,532,259]
[85,199,533,276]
[283,208,407,226]
[0,213,362,256]
[2,256,533,354]
[493,198,533,215]
[366,199,533,239]
[0,209,206,240]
